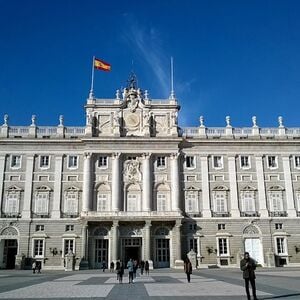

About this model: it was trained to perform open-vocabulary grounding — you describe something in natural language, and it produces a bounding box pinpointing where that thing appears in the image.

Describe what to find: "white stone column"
[0,155,6,216]
[52,155,63,218]
[255,156,268,217]
[142,153,151,211]
[111,153,121,212]
[170,153,180,211]
[144,220,151,261]
[282,156,297,217]
[228,156,240,217]
[111,220,119,262]
[82,152,92,212]
[23,155,35,218]
[200,156,211,217]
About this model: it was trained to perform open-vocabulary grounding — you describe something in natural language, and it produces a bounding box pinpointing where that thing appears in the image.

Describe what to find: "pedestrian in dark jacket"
[145,260,150,276]
[140,260,145,275]
[240,252,258,300]
[116,261,124,283]
[184,258,192,283]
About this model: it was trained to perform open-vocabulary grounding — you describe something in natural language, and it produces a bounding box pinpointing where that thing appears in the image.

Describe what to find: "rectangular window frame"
[65,225,74,232]
[267,155,278,169]
[240,155,251,169]
[97,193,109,212]
[213,156,223,169]
[185,156,196,169]
[217,237,229,256]
[10,155,22,169]
[62,238,75,257]
[98,156,108,169]
[35,225,45,232]
[32,238,45,258]
[34,192,49,215]
[269,191,283,212]
[39,155,50,169]
[5,193,19,214]
[67,155,78,169]
[185,193,198,213]
[157,156,166,168]
[294,156,300,169]
[240,191,256,212]
[275,237,287,256]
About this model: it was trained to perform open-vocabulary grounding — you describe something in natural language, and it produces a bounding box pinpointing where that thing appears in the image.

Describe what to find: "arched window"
[155,183,170,211]
[96,184,110,211]
[126,183,141,211]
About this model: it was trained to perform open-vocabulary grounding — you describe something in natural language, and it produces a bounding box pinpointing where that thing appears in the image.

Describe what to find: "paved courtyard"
[0,268,300,299]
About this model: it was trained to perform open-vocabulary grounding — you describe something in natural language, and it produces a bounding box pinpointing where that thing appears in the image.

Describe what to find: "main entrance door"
[122,238,142,264]
[95,239,108,268]
[155,238,170,268]
[244,238,264,265]
[3,240,18,269]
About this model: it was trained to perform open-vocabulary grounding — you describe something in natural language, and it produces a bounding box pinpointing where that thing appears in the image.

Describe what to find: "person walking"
[145,260,149,276]
[32,261,36,274]
[110,261,115,272]
[184,257,192,283]
[101,260,106,272]
[127,258,134,284]
[118,261,124,284]
[36,261,41,274]
[140,260,145,275]
[240,252,258,300]
[133,260,138,281]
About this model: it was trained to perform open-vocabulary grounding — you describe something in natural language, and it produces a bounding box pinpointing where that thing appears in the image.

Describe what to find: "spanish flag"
[94,58,111,71]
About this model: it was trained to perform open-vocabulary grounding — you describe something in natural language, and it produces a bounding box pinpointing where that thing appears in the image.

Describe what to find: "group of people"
[31,260,41,274]
[100,252,258,299]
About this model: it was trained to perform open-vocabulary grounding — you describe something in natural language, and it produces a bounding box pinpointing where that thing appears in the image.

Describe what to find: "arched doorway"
[243,224,264,266]
[0,226,19,269]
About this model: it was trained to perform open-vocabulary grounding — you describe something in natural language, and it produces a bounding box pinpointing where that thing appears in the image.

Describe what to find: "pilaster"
[111,220,119,262]
[282,156,297,217]
[228,156,240,217]
[82,152,92,212]
[23,155,35,218]
[52,155,63,218]
[144,220,152,261]
[0,155,6,216]
[173,220,184,269]
[111,153,121,212]
[142,153,151,211]
[170,152,180,211]
[200,156,211,217]
[79,223,89,270]
[255,156,268,217]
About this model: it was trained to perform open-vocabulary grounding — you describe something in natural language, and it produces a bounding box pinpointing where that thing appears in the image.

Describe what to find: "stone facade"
[1,77,300,270]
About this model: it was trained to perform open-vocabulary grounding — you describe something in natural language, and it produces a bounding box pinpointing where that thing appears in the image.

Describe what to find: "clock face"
[125,113,140,128]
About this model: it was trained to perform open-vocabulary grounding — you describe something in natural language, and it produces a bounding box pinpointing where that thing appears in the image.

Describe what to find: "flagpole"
[89,56,95,99]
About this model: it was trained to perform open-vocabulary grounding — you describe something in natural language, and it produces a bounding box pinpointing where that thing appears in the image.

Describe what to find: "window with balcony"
[241,190,256,212]
[213,156,223,169]
[68,155,78,168]
[5,192,19,215]
[35,193,49,215]
[269,191,283,211]
[213,192,227,213]
[97,194,109,211]
[185,192,198,212]
[127,194,138,211]
[11,155,21,169]
[157,194,167,211]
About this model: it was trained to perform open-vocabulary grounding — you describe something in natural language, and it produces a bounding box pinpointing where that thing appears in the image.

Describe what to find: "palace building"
[1,75,300,270]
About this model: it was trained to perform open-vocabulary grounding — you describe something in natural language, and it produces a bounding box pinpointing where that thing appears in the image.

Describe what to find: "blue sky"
[0,0,300,128]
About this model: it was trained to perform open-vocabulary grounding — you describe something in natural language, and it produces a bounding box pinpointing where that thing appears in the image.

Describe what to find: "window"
[218,238,229,256]
[40,155,50,168]
[189,238,198,254]
[275,223,283,230]
[33,239,44,257]
[295,156,300,168]
[213,156,223,169]
[68,155,78,168]
[35,193,49,215]
[267,156,278,168]
[127,156,137,161]
[218,224,225,230]
[35,225,44,231]
[269,191,283,211]
[65,225,74,232]
[185,193,198,212]
[127,194,137,211]
[5,193,19,214]
[189,224,197,231]
[240,156,250,169]
[65,193,78,215]
[186,156,195,168]
[213,192,227,213]
[98,156,108,168]
[97,194,108,211]
[64,239,75,256]
[241,191,255,212]
[157,194,167,211]
[157,156,166,168]
[276,237,286,255]
[11,155,21,168]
